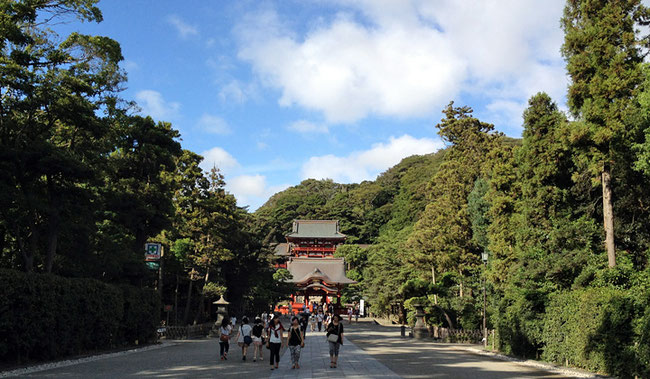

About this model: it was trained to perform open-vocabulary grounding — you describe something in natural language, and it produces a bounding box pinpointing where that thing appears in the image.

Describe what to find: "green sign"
[145,261,160,271]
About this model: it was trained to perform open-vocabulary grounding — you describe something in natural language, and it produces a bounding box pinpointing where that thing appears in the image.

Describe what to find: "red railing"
[293,246,336,252]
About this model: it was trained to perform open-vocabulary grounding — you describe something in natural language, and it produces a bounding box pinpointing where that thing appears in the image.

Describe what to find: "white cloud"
[200,147,239,174]
[301,134,444,183]
[287,120,329,134]
[219,80,258,104]
[235,1,567,128]
[228,174,267,197]
[485,100,527,131]
[198,114,231,134]
[135,90,181,120]
[227,174,290,210]
[167,15,199,38]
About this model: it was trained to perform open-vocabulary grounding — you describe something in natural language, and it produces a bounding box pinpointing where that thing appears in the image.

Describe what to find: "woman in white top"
[267,317,285,370]
[219,318,232,360]
[235,316,253,361]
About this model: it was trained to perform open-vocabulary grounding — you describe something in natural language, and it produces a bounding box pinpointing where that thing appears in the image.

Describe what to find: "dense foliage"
[251,2,650,376]
[0,269,159,363]
[0,1,278,362]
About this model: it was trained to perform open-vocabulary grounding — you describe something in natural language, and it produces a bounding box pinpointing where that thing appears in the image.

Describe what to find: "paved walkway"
[270,330,400,378]
[3,319,597,378]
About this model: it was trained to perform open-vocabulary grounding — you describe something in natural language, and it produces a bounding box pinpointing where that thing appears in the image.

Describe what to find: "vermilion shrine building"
[274,220,355,314]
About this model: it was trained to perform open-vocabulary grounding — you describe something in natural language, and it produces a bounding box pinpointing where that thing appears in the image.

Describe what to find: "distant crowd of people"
[217,308,346,370]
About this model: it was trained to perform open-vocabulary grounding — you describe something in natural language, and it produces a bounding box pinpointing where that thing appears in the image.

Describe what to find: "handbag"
[327,323,341,343]
[220,334,229,342]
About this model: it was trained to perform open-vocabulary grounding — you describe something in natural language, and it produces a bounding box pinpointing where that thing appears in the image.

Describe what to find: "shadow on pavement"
[343,320,568,379]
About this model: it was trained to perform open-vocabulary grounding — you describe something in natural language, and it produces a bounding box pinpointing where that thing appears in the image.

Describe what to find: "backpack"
[242,326,252,345]
[252,324,263,337]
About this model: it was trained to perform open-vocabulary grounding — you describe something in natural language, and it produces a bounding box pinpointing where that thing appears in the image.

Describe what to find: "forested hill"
[254,148,448,245]
[254,136,520,246]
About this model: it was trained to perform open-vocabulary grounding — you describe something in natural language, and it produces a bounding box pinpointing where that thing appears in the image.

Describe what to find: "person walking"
[310,313,317,331]
[288,316,305,369]
[326,314,344,368]
[251,317,265,362]
[235,316,252,361]
[267,317,285,370]
[317,311,324,332]
[219,318,232,361]
[347,307,353,324]
[299,313,309,337]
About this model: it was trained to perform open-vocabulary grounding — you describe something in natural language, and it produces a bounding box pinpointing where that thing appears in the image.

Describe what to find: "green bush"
[120,285,160,345]
[542,288,635,377]
[496,287,546,358]
[0,269,160,364]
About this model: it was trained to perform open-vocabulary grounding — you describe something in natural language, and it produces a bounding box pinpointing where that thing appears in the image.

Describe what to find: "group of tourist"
[217,310,345,370]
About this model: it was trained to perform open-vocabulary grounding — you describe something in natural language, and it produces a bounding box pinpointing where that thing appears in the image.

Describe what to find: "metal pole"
[158,245,164,298]
[483,261,487,348]
[174,274,179,325]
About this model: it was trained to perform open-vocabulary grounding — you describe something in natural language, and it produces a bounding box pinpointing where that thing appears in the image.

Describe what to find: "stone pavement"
[270,329,400,379]
[3,319,597,378]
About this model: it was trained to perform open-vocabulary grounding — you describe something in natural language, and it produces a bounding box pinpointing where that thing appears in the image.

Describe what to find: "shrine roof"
[286,220,346,239]
[286,257,356,284]
[273,242,290,256]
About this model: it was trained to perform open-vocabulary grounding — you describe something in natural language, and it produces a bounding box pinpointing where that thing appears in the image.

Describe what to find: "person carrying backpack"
[251,317,265,362]
[235,316,253,361]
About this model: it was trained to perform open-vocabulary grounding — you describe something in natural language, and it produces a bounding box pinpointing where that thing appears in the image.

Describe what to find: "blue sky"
[57,0,568,210]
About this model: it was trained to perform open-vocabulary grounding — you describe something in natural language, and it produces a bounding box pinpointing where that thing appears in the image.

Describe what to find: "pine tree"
[562,0,650,267]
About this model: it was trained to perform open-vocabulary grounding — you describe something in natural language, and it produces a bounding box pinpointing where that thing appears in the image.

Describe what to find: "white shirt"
[220,325,232,338]
[268,324,283,343]
[237,324,252,343]
[317,314,324,322]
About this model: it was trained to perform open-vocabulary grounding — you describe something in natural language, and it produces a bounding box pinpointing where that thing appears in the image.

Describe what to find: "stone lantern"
[412,303,429,339]
[210,295,229,338]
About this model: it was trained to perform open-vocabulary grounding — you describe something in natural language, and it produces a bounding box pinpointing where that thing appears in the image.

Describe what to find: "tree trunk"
[16,227,33,273]
[194,268,210,324]
[433,305,455,329]
[459,269,464,298]
[183,279,193,325]
[45,175,60,273]
[602,168,616,267]
[174,274,179,325]
[431,266,438,305]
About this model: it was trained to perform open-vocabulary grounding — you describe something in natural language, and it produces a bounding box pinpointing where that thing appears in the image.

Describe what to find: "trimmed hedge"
[542,288,648,377]
[0,269,160,364]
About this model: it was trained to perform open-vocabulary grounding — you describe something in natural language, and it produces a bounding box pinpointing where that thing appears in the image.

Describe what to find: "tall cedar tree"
[409,103,497,293]
[561,0,650,267]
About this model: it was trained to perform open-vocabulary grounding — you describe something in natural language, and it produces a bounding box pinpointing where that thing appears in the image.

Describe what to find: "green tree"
[562,0,650,267]
[409,103,497,294]
[0,0,124,272]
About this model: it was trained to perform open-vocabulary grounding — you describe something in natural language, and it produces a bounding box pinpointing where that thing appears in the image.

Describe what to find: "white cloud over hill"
[301,134,444,183]
[236,0,566,129]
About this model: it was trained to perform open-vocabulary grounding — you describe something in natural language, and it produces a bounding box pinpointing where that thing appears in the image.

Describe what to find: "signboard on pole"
[145,261,160,270]
[145,243,162,261]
